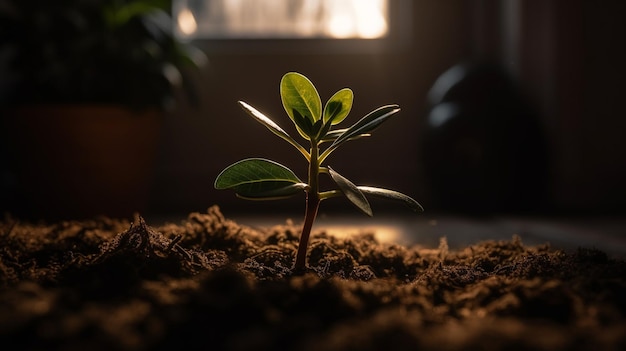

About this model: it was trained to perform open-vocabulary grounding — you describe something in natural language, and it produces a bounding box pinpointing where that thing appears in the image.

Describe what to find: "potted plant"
[0,0,207,219]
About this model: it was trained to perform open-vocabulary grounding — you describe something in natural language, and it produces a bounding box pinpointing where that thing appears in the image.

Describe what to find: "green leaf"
[323,88,353,125]
[312,119,324,136]
[358,186,424,212]
[280,72,322,129]
[292,109,314,140]
[238,101,310,160]
[215,158,302,189]
[234,182,307,200]
[328,167,372,217]
[332,104,399,148]
[321,105,400,161]
[317,89,353,141]
[319,129,371,143]
[215,158,305,199]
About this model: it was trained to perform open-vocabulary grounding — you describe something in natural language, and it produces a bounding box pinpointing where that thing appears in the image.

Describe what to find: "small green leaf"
[317,116,334,141]
[328,167,372,217]
[311,119,325,140]
[358,186,424,212]
[292,109,314,140]
[318,89,354,141]
[215,158,305,199]
[323,88,353,125]
[238,101,309,159]
[238,101,293,142]
[319,129,371,143]
[321,105,400,162]
[332,105,399,148]
[280,72,322,127]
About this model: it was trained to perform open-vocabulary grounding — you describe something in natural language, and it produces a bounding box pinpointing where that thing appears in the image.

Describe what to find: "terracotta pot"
[5,105,162,220]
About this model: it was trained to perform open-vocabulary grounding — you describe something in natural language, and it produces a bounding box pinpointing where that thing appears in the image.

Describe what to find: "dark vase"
[422,62,550,214]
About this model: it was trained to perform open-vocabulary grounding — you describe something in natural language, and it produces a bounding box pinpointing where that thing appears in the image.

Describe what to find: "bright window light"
[174,0,389,40]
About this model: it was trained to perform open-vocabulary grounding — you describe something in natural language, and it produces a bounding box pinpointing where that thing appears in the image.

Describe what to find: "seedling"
[215,72,423,271]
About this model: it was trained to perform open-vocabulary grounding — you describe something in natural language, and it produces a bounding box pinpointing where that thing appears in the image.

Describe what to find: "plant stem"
[294,140,321,271]
[294,192,320,270]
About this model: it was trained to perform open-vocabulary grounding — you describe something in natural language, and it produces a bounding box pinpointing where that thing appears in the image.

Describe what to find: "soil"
[1,206,625,351]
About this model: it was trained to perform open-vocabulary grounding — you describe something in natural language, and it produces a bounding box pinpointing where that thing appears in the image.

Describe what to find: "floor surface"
[225,213,626,258]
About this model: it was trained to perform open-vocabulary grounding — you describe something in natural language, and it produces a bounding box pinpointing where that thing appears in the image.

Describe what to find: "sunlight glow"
[177,8,198,36]
[326,1,356,38]
[322,225,402,244]
[174,0,389,39]
[355,0,388,38]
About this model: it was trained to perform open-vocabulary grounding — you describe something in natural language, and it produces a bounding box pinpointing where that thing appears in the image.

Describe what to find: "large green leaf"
[215,158,305,199]
[238,101,309,159]
[357,186,424,212]
[328,167,372,217]
[233,182,307,200]
[321,105,400,161]
[280,72,322,136]
[323,88,353,125]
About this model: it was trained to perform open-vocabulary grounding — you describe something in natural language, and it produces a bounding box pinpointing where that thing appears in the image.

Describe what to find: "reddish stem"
[294,192,320,271]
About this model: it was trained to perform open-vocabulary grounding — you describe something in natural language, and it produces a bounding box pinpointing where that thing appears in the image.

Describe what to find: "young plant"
[215,72,423,271]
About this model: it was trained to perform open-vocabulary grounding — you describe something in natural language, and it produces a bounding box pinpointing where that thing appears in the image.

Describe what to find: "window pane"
[174,0,389,40]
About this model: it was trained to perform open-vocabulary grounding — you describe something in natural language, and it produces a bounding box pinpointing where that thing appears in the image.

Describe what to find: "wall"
[4,0,620,219]
[510,0,626,214]
[152,1,473,216]
[151,0,626,217]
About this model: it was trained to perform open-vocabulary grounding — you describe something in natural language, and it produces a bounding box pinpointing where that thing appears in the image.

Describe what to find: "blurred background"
[1,0,625,223]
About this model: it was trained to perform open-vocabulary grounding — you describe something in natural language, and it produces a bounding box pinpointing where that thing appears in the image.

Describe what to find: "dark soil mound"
[1,206,625,350]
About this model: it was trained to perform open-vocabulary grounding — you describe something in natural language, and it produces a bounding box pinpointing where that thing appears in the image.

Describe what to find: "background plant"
[0,0,206,110]
[215,72,423,270]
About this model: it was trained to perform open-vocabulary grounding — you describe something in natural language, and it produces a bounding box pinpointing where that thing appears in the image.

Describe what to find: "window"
[174,0,390,40]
